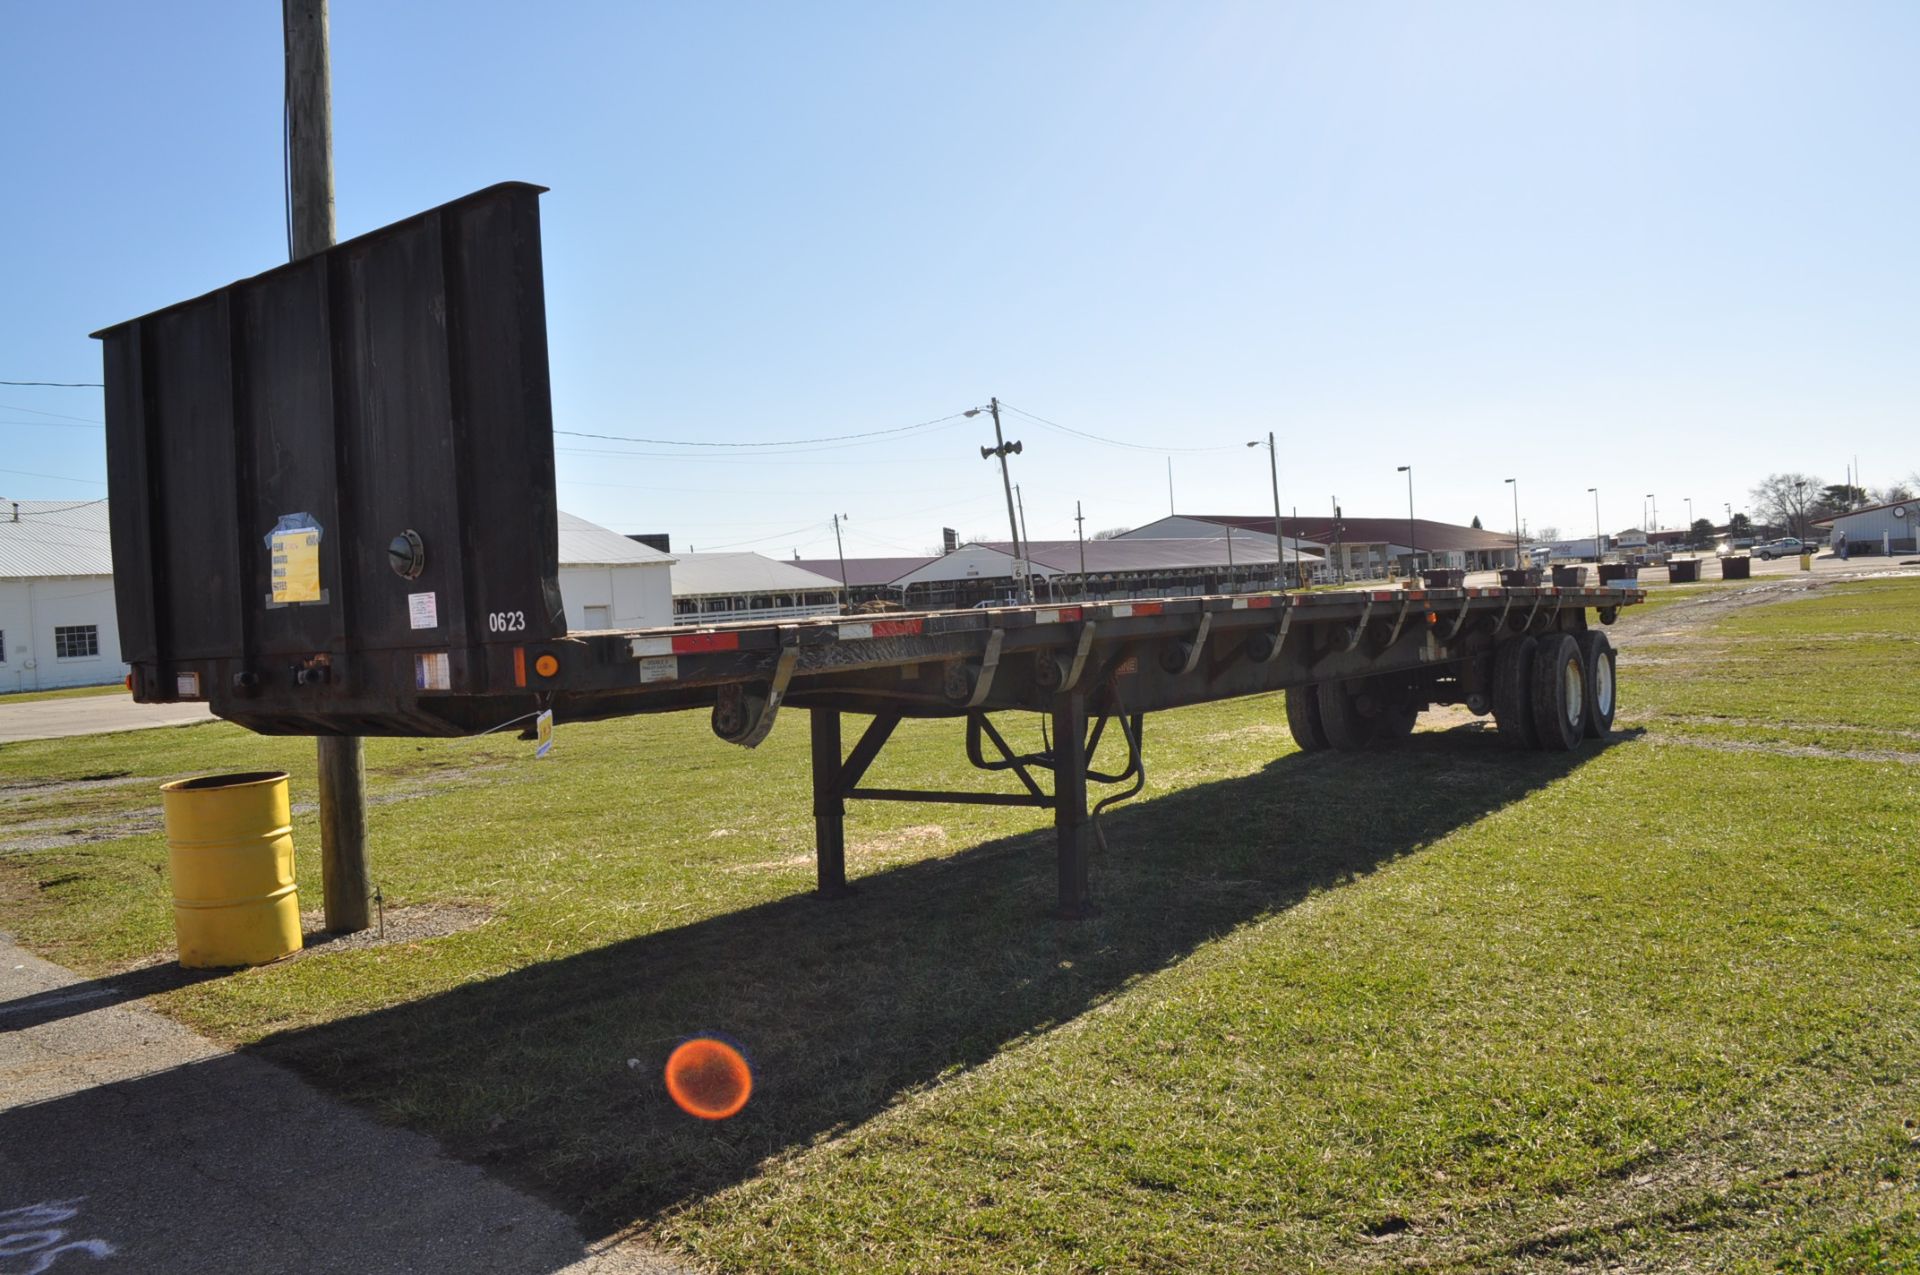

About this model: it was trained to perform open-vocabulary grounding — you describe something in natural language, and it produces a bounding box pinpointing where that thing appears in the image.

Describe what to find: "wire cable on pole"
[0,402,103,424]
[998,401,1242,454]
[554,412,970,449]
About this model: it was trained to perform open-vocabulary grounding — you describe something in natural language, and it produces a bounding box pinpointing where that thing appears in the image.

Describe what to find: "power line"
[0,402,104,424]
[0,380,103,388]
[998,401,1242,454]
[13,499,108,516]
[0,467,106,486]
[554,411,969,449]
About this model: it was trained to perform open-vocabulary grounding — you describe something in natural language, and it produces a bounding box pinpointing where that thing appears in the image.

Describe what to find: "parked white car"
[1754,537,1805,560]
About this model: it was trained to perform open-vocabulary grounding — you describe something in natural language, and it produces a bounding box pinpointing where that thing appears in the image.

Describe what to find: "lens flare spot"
[664,1037,752,1120]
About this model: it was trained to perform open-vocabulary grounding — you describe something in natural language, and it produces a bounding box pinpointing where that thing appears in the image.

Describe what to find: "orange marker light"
[664,1038,753,1120]
[534,653,560,678]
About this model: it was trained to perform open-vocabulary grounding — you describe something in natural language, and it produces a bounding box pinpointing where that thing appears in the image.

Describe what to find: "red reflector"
[1059,607,1083,622]
[672,631,742,654]
[513,646,527,688]
[869,618,924,638]
[1249,595,1274,608]
[1132,602,1164,616]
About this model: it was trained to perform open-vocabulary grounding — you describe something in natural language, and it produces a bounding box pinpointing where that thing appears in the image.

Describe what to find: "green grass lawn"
[2,578,1917,1272]
[0,681,127,705]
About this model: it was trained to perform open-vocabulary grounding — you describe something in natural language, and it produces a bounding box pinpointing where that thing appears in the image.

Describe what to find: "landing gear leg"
[809,709,851,898]
[1052,691,1096,919]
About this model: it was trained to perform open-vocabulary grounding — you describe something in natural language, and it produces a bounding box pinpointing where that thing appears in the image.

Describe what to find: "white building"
[1813,499,1919,555]
[557,511,677,630]
[0,499,124,693]
[671,553,844,624]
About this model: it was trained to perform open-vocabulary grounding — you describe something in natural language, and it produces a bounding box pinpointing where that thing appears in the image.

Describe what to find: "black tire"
[1315,680,1375,752]
[1491,636,1538,750]
[1371,703,1419,744]
[1285,685,1329,752]
[1575,629,1616,739]
[1529,633,1586,751]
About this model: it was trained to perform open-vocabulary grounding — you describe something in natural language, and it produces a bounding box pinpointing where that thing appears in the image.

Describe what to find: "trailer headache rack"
[96,183,1644,916]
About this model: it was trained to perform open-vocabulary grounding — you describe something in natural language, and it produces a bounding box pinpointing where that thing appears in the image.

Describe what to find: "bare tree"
[1750,472,1824,538]
[1091,526,1132,540]
[1875,481,1915,504]
[1536,525,1561,543]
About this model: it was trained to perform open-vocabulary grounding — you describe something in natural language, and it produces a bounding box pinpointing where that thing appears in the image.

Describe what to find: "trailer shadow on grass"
[232,723,1633,1234]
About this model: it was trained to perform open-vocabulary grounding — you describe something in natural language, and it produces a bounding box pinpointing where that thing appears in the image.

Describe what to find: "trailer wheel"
[1372,704,1419,743]
[1575,629,1616,739]
[1285,685,1330,752]
[1529,633,1586,751]
[1315,681,1376,752]
[1491,636,1539,750]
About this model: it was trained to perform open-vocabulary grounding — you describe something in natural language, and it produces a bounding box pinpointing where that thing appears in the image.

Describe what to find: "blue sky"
[4,2,1914,557]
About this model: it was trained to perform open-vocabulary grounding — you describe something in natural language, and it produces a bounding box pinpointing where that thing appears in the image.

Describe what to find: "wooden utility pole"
[286,0,371,933]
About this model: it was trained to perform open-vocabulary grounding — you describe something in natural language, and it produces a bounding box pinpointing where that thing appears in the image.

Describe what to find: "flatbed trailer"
[94,183,1643,915]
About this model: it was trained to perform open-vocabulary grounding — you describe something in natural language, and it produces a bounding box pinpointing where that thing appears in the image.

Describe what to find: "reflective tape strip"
[838,622,874,641]
[635,632,740,658]
[674,631,742,653]
[1230,597,1249,609]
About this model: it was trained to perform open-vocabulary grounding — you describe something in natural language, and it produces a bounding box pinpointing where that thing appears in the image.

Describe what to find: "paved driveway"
[0,936,684,1274]
[0,695,213,743]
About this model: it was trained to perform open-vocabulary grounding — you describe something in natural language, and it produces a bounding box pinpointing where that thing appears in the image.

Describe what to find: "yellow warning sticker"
[270,528,323,604]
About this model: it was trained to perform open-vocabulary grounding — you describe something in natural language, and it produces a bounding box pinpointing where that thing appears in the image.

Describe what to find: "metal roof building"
[1813,498,1919,554]
[1128,513,1519,580]
[791,556,934,589]
[0,499,122,692]
[554,511,676,631]
[672,553,845,624]
[887,535,1324,609]
[0,498,114,578]
[557,511,677,568]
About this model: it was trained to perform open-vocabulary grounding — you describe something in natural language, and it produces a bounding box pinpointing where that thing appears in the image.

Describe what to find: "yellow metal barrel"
[160,770,303,968]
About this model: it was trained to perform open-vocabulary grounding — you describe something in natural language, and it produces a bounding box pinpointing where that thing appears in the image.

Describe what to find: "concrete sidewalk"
[0,696,213,743]
[0,936,685,1274]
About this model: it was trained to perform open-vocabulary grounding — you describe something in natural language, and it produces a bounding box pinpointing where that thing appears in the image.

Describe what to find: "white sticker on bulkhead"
[408,591,439,630]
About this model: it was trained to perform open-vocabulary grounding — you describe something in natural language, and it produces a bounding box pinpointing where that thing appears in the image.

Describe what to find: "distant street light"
[1504,477,1520,567]
[1247,434,1285,589]
[1397,465,1416,576]
[1588,487,1602,556]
